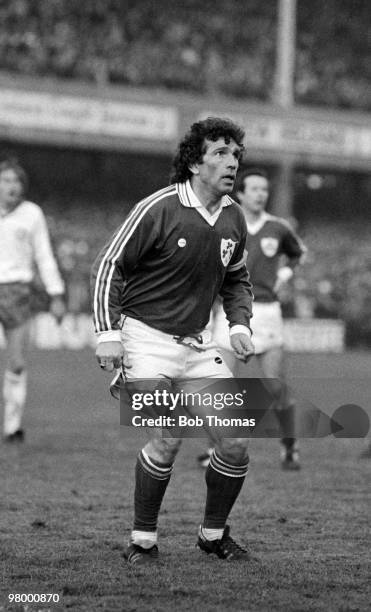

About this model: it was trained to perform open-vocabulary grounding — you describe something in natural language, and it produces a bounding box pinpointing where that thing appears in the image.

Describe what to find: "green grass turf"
[0,349,370,611]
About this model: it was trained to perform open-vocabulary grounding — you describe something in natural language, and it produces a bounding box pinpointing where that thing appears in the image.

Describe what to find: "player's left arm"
[31,207,66,322]
[219,235,255,362]
[274,222,306,293]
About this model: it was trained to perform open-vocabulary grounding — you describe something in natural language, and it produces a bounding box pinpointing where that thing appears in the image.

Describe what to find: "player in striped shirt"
[0,159,65,442]
[208,168,306,470]
[91,117,256,565]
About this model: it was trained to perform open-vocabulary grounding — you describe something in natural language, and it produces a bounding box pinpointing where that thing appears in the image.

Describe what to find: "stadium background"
[1,2,371,611]
[0,0,370,349]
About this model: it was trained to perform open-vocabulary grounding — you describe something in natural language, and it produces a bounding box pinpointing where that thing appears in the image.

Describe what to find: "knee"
[8,359,25,375]
[216,438,249,465]
[265,378,285,403]
[146,437,182,464]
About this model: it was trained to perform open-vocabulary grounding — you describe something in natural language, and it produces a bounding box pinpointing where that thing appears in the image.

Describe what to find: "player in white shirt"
[0,160,65,442]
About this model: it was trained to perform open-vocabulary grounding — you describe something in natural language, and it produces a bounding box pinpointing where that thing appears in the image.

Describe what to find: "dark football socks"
[203,450,249,530]
[275,403,296,449]
[133,449,173,534]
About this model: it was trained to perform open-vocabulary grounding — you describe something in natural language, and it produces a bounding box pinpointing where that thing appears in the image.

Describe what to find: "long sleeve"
[281,222,306,265]
[31,209,64,296]
[91,205,158,339]
[219,240,254,330]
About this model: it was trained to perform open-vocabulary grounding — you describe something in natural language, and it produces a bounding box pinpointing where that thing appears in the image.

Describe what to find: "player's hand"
[230,333,255,363]
[49,295,66,324]
[96,341,126,372]
[273,266,294,294]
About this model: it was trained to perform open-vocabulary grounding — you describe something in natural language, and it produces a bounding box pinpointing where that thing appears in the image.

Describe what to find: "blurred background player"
[200,168,306,470]
[0,159,65,442]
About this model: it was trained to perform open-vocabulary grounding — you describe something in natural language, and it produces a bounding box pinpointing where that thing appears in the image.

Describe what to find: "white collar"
[177,180,233,210]
[176,180,233,227]
[243,211,271,235]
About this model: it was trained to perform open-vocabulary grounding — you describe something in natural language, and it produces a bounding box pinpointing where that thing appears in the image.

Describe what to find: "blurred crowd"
[282,222,371,346]
[36,203,126,314]
[0,0,370,110]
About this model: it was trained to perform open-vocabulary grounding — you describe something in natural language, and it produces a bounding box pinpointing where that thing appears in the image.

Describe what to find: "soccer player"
[0,159,65,442]
[92,117,255,565]
[204,168,306,470]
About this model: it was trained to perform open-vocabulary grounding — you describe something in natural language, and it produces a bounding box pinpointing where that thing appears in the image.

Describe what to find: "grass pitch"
[0,349,370,611]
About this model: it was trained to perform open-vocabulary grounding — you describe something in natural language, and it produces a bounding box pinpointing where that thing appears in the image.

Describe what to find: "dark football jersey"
[92,182,253,336]
[245,213,305,303]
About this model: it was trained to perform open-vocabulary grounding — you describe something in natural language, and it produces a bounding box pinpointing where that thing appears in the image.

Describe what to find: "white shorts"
[211,301,284,355]
[121,316,233,380]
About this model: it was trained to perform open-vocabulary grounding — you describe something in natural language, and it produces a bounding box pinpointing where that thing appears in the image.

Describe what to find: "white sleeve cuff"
[48,291,65,298]
[96,330,122,344]
[230,325,252,337]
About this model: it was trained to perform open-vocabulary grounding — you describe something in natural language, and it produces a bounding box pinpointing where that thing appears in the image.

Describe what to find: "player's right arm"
[91,206,158,370]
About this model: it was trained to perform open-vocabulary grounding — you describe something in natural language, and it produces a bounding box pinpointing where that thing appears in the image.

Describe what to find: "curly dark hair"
[0,158,28,193]
[170,117,245,184]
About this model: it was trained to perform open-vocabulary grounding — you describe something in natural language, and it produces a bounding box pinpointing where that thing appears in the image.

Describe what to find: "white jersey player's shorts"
[0,282,32,330]
[211,301,284,355]
[121,316,233,380]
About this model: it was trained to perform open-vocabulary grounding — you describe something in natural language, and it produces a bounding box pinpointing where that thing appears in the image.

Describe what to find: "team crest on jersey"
[260,237,279,257]
[220,238,237,267]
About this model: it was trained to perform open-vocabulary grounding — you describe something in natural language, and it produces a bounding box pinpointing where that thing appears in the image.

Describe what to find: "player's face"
[192,137,241,196]
[238,175,269,214]
[0,168,24,208]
